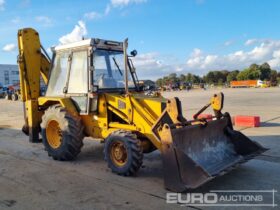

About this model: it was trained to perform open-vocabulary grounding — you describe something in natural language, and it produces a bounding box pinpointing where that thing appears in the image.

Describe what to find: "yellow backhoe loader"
[17,28,267,192]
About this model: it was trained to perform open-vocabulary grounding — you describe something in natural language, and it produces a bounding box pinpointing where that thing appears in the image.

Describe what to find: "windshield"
[93,49,135,89]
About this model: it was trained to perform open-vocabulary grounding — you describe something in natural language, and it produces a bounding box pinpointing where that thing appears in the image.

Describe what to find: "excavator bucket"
[159,115,267,192]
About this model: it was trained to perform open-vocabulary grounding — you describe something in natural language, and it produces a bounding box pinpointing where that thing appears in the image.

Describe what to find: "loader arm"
[17,28,51,142]
[105,93,267,192]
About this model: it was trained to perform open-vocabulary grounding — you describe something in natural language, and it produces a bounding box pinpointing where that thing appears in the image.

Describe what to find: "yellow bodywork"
[38,94,167,150]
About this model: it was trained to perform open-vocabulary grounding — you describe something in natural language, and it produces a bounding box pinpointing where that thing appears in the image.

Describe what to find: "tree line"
[156,62,280,87]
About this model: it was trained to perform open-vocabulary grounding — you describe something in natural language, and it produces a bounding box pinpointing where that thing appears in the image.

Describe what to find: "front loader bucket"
[160,117,267,192]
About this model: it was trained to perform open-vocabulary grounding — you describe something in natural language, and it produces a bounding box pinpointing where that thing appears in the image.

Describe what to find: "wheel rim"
[46,120,62,149]
[110,140,128,167]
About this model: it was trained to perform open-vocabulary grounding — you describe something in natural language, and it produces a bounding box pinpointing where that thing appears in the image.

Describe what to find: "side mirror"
[130,50,137,57]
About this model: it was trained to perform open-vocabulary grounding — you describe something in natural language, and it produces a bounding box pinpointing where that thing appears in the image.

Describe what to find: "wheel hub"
[46,120,62,149]
[110,141,128,167]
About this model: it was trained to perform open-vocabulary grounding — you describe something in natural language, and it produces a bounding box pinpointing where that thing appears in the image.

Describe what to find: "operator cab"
[46,38,139,114]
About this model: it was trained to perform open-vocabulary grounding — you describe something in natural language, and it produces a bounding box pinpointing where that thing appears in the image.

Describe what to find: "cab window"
[46,51,70,96]
[93,49,135,89]
[68,51,88,93]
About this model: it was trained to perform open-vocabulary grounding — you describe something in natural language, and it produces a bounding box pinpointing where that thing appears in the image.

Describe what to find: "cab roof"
[53,38,124,52]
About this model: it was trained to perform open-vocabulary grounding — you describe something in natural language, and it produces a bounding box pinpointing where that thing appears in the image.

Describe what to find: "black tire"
[104,130,143,176]
[41,105,84,161]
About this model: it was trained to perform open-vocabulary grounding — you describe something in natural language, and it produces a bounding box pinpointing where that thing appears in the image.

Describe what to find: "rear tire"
[104,130,143,176]
[41,105,84,161]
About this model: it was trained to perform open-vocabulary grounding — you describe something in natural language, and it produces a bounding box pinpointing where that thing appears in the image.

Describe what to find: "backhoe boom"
[17,28,51,142]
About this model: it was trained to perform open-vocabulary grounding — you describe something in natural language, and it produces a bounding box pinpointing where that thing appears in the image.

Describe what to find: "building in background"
[0,64,19,86]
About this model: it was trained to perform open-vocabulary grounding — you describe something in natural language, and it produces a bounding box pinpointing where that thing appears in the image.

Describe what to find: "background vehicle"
[2,84,20,101]
[17,28,266,192]
[230,80,267,88]
[0,83,4,98]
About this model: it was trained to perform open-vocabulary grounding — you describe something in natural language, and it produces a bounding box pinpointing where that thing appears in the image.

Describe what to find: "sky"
[1,0,280,79]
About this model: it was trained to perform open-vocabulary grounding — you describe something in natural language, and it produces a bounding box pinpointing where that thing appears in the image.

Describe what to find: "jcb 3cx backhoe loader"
[17,28,267,192]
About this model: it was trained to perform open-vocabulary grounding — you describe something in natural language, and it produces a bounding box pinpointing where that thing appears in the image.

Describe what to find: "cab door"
[67,50,89,114]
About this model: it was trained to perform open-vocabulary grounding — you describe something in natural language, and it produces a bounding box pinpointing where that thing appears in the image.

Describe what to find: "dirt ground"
[0,88,279,210]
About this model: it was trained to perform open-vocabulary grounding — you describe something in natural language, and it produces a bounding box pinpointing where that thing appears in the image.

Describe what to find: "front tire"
[104,130,143,176]
[41,105,84,161]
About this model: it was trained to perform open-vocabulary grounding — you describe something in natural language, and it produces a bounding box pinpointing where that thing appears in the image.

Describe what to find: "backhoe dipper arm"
[17,28,51,143]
